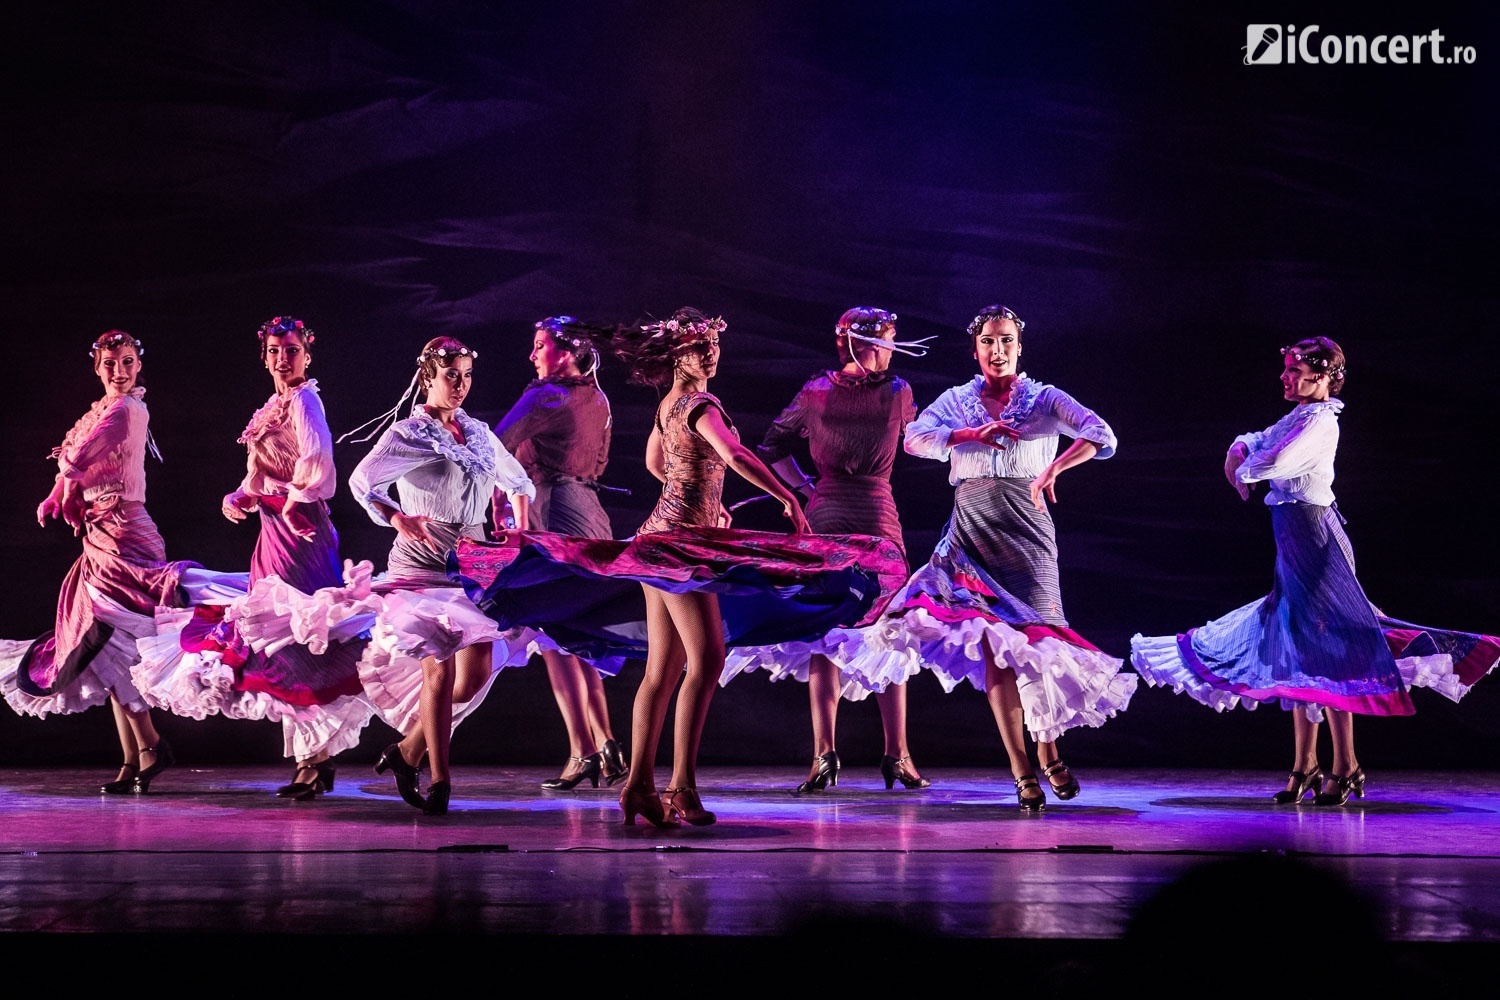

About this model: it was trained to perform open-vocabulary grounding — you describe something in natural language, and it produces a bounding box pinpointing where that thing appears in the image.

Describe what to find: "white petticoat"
[720,623,923,702]
[2,586,158,718]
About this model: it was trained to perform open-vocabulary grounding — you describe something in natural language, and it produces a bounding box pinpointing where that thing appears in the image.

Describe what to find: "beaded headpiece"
[1281,346,1346,380]
[966,306,1025,338]
[338,341,477,445]
[838,311,937,358]
[89,331,143,357]
[419,344,478,364]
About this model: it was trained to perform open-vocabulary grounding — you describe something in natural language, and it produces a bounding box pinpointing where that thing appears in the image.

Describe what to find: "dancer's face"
[263,332,311,393]
[95,346,141,397]
[1281,355,1329,404]
[531,331,577,378]
[426,355,473,411]
[675,336,720,381]
[974,318,1021,380]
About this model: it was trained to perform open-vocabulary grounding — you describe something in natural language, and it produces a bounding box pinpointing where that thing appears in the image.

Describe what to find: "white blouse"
[237,381,338,504]
[905,374,1117,482]
[349,408,535,528]
[1234,399,1342,507]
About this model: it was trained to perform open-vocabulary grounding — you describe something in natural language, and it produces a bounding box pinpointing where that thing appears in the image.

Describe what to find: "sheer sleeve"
[347,424,433,524]
[285,387,337,503]
[1038,386,1117,459]
[1237,409,1338,483]
[904,388,962,461]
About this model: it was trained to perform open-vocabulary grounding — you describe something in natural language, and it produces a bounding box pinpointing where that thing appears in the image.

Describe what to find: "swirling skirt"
[1130,502,1499,719]
[132,498,373,758]
[448,526,908,664]
[869,478,1137,743]
[721,476,918,699]
[3,499,192,718]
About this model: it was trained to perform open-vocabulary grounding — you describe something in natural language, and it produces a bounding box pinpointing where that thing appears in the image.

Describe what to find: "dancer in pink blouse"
[2,331,194,793]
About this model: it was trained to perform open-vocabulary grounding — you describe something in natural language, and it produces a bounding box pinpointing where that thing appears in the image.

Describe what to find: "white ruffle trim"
[229,560,381,656]
[721,625,923,702]
[282,693,376,759]
[871,608,1136,743]
[1399,651,1497,704]
[1129,632,1255,714]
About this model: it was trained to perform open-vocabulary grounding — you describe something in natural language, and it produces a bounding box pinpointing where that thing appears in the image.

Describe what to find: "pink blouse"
[237,380,337,504]
[54,388,151,502]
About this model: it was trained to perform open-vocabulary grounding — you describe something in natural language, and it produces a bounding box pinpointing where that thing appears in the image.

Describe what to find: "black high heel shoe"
[374,743,425,810]
[1014,773,1046,813]
[601,739,630,786]
[1272,766,1325,804]
[276,760,334,801]
[793,750,840,794]
[1041,759,1080,801]
[541,752,604,790]
[422,781,451,816]
[101,763,139,795]
[879,754,932,790]
[132,739,175,794]
[1313,767,1366,806]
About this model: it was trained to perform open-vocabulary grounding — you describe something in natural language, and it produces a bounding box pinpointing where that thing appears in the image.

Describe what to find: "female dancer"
[347,336,535,815]
[1131,338,1499,805]
[875,304,1137,811]
[723,307,933,794]
[134,316,370,799]
[2,331,194,793]
[495,317,628,790]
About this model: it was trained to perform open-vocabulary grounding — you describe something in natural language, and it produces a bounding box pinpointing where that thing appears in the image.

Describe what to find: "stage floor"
[4,764,1498,989]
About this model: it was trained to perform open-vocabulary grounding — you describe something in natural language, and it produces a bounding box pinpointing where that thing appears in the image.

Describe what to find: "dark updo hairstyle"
[613,306,726,388]
[835,306,896,366]
[1281,336,1347,396]
[417,336,477,392]
[535,316,620,376]
[966,304,1026,342]
[256,315,316,361]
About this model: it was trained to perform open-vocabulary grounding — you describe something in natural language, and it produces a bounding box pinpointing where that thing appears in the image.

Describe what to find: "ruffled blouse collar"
[409,407,498,481]
[239,379,320,445]
[52,387,148,458]
[958,373,1043,427]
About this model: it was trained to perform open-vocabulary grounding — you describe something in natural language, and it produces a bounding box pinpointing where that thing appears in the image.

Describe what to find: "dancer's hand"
[783,499,810,534]
[1029,466,1061,511]
[391,512,440,552]
[222,490,257,523]
[718,504,733,529]
[960,420,1021,450]
[282,499,319,542]
[36,496,62,527]
[1224,443,1251,500]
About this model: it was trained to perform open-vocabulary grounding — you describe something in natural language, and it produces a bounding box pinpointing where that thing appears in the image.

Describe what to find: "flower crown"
[840,311,897,335]
[536,316,587,350]
[1281,346,1346,380]
[643,315,727,350]
[257,316,315,344]
[966,306,1025,338]
[418,345,478,364]
[837,311,937,358]
[90,332,143,357]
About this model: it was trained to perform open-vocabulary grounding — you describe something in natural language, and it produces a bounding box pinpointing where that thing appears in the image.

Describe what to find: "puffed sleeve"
[348,423,433,525]
[1037,386,1117,459]
[757,382,812,463]
[285,387,338,503]
[904,387,964,461]
[58,397,137,480]
[1237,408,1338,483]
[486,425,536,502]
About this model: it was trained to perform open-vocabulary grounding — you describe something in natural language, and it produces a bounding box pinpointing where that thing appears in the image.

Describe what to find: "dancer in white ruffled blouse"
[874,304,1137,811]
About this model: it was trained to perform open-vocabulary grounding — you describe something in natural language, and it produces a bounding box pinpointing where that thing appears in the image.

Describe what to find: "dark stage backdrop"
[3,2,1496,771]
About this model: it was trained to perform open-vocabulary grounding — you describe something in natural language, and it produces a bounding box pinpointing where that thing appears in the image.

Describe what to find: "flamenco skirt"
[131,499,373,758]
[448,526,908,664]
[721,476,920,700]
[3,498,193,719]
[525,480,625,677]
[1130,503,1500,720]
[868,478,1137,744]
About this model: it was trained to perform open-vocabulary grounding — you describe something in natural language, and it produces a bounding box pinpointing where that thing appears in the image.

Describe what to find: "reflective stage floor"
[3,765,1498,992]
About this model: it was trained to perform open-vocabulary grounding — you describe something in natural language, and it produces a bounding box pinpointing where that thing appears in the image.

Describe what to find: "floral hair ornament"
[966,306,1026,338]
[536,316,609,425]
[1280,346,1346,380]
[642,314,727,353]
[839,313,937,358]
[338,343,478,445]
[256,316,316,344]
[89,331,144,357]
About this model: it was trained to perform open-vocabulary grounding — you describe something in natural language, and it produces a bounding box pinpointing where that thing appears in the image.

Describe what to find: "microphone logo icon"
[1243,24,1283,64]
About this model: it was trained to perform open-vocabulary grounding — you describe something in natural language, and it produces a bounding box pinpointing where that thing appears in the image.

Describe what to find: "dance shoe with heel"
[101,763,139,795]
[879,755,932,790]
[663,787,717,826]
[1313,767,1366,806]
[276,760,334,801]
[422,781,451,816]
[620,786,677,828]
[374,743,426,810]
[541,752,604,790]
[1272,766,1325,804]
[1041,759,1080,801]
[132,739,176,794]
[1014,773,1046,813]
[793,750,840,795]
[601,739,630,786]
